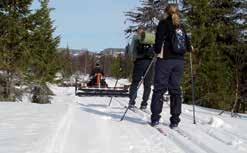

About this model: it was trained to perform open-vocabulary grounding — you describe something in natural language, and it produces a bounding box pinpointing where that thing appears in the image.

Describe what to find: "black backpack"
[170,25,187,55]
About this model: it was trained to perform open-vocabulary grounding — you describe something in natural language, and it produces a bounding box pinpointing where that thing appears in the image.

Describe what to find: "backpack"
[170,26,187,55]
[140,32,155,45]
[136,32,155,58]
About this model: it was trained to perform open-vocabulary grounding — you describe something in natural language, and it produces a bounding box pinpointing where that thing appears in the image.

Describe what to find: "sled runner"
[75,73,129,97]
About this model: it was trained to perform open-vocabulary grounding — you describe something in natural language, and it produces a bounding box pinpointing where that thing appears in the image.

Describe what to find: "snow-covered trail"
[61,97,186,153]
[1,84,247,153]
[114,97,247,153]
[41,84,247,153]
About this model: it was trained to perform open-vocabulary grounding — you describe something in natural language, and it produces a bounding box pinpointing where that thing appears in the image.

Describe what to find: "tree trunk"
[1,71,15,101]
[231,68,240,115]
[243,102,246,113]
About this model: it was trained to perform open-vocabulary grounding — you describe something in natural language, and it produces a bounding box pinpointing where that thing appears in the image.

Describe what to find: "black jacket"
[90,67,104,77]
[154,16,192,60]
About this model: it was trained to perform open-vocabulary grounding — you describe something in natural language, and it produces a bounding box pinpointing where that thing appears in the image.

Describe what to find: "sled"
[75,73,129,97]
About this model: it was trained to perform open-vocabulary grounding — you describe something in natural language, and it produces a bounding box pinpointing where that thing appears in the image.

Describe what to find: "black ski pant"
[151,58,184,124]
[129,58,154,107]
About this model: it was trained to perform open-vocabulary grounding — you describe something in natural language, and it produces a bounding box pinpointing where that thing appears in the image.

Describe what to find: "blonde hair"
[166,5,180,27]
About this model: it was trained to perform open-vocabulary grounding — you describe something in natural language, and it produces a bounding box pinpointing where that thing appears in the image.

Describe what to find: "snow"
[208,116,226,128]
[0,102,68,153]
[105,77,130,87]
[0,78,247,153]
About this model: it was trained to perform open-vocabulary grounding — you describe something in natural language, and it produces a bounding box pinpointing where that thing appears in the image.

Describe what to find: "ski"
[129,107,187,138]
[124,106,168,136]
[139,108,150,114]
[173,127,189,139]
[149,123,168,136]
[122,104,187,138]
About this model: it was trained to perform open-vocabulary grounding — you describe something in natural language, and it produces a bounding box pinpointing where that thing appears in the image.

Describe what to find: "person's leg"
[151,59,172,123]
[129,60,143,106]
[168,60,184,126]
[141,59,154,108]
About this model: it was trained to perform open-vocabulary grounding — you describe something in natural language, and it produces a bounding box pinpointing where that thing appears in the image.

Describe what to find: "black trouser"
[151,58,184,124]
[129,58,154,106]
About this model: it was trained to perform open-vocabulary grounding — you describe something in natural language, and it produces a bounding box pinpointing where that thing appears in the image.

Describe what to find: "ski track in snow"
[60,97,186,153]
[114,98,210,153]
[114,97,247,153]
[0,82,247,153]
[46,104,74,153]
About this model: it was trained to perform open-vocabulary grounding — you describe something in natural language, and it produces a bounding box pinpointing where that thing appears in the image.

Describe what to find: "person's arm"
[154,20,167,54]
[129,35,139,60]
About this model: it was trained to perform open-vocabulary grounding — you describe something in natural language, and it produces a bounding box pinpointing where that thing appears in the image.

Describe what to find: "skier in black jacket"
[150,4,192,128]
[128,26,155,110]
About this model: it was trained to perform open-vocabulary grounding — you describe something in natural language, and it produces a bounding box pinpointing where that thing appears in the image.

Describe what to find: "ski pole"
[120,56,156,121]
[190,52,196,124]
[108,78,119,106]
[75,78,78,95]
[108,62,123,106]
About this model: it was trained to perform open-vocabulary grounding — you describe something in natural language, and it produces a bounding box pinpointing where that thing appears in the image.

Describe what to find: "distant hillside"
[57,48,94,56]
[100,48,125,57]
[58,47,126,57]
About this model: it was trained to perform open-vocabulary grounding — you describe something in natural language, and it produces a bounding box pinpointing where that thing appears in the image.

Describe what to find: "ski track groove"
[111,99,185,153]
[182,111,247,142]
[76,98,175,153]
[47,104,74,153]
[46,96,245,153]
[115,98,247,153]
[114,98,247,153]
[113,98,209,153]
[182,109,247,146]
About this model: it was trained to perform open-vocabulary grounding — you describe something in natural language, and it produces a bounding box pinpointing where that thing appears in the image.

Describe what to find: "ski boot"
[169,123,178,129]
[150,120,160,127]
[140,105,147,110]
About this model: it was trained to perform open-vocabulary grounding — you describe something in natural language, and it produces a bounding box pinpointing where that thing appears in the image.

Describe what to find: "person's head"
[137,25,145,34]
[166,4,180,27]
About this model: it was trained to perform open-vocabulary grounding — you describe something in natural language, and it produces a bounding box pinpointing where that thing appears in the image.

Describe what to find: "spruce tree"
[221,0,247,113]
[0,0,33,101]
[125,0,169,34]
[26,0,60,104]
[185,0,247,110]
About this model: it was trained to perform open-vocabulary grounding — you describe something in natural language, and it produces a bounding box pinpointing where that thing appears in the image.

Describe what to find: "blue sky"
[31,0,140,52]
